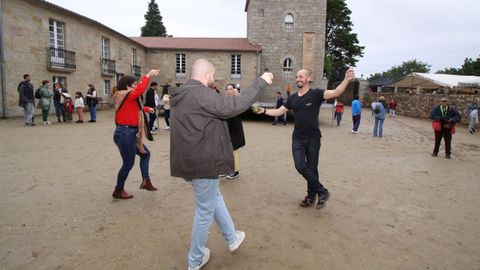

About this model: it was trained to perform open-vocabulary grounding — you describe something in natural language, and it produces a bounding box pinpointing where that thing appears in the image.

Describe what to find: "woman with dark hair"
[86,84,97,122]
[111,69,160,199]
[38,80,53,125]
[225,84,245,179]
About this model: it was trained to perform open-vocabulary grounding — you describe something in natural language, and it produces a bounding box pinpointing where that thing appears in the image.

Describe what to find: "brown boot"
[112,188,133,199]
[139,178,158,191]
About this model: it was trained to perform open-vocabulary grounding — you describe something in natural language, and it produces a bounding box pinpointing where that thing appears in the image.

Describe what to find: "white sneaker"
[188,247,210,270]
[46,121,52,125]
[165,126,170,130]
[228,231,245,252]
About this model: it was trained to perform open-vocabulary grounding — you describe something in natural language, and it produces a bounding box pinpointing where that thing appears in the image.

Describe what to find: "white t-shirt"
[74,97,84,108]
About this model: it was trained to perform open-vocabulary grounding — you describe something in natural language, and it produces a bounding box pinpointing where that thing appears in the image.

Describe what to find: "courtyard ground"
[1,107,479,270]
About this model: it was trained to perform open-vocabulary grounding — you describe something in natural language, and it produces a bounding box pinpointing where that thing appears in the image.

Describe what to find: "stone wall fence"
[364,92,480,125]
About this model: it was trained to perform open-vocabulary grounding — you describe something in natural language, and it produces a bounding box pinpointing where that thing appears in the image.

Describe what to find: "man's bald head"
[191,59,216,86]
[296,69,313,90]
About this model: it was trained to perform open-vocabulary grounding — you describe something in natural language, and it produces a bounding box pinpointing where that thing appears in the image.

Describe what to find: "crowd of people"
[17,74,98,125]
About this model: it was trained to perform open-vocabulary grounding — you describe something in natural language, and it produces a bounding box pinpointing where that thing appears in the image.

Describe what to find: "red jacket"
[115,76,152,126]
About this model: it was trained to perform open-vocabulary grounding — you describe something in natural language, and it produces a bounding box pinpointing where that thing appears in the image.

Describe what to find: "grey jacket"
[169,78,267,179]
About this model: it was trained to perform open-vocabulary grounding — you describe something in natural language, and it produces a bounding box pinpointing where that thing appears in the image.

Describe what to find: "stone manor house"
[0,0,327,117]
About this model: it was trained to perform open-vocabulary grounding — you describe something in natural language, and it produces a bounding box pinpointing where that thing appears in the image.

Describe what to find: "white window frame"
[283,58,293,77]
[49,19,65,64]
[284,13,294,31]
[132,48,137,66]
[104,80,111,96]
[102,37,110,59]
[176,53,186,79]
[231,54,241,80]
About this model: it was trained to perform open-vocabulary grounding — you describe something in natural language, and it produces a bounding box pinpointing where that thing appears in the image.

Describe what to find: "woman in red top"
[112,69,160,199]
[334,99,344,126]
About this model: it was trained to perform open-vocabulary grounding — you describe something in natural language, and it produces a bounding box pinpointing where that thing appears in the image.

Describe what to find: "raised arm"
[323,67,355,100]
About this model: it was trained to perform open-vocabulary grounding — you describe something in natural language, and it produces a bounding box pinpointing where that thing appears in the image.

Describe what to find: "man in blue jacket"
[18,74,35,126]
[430,97,461,159]
[351,96,362,133]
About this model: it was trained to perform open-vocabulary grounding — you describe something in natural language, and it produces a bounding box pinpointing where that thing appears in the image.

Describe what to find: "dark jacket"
[18,80,34,106]
[169,78,267,179]
[430,105,461,132]
[144,88,156,108]
[227,116,245,150]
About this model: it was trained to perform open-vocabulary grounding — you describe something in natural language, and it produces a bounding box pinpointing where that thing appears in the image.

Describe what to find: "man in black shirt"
[145,82,158,134]
[256,68,354,209]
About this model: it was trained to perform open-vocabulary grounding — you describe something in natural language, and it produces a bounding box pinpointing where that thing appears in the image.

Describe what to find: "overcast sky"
[48,0,479,78]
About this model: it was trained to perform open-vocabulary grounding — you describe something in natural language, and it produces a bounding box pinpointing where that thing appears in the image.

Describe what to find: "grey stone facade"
[246,0,328,101]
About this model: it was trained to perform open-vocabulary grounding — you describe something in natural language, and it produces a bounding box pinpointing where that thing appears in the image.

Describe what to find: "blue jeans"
[23,102,34,124]
[292,138,326,197]
[113,126,150,190]
[352,114,361,131]
[373,118,384,137]
[89,103,97,121]
[188,179,236,268]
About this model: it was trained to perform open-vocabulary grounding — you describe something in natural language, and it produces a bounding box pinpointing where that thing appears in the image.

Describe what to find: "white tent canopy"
[386,73,480,89]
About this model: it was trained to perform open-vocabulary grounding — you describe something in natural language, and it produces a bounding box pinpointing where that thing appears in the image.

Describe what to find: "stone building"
[1,0,149,117]
[245,0,328,101]
[131,37,261,92]
[1,0,329,117]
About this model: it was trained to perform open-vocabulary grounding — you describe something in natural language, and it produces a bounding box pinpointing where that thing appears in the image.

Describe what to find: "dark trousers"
[164,109,170,127]
[335,112,343,125]
[113,126,151,190]
[53,100,62,120]
[433,128,452,155]
[352,114,361,131]
[148,112,156,131]
[292,138,326,197]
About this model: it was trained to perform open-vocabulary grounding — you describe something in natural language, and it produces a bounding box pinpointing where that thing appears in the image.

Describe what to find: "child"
[63,94,74,123]
[74,91,85,123]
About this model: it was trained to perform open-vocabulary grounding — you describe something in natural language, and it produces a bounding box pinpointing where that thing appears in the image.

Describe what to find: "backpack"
[34,88,41,99]
[373,103,381,114]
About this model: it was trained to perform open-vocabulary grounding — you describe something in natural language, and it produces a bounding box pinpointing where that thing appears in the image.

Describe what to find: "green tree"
[435,55,480,76]
[368,59,431,81]
[141,0,167,37]
[325,0,364,86]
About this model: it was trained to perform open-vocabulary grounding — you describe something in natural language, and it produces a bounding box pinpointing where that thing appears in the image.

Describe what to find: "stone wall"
[365,92,480,124]
[247,0,327,101]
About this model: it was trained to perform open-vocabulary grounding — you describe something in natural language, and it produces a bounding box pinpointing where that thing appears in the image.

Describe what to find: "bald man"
[169,58,273,270]
[256,68,355,209]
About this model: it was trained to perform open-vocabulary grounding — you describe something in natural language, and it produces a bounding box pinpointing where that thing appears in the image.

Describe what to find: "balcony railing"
[47,47,76,71]
[230,73,241,80]
[102,58,116,75]
[176,72,186,79]
[132,65,141,78]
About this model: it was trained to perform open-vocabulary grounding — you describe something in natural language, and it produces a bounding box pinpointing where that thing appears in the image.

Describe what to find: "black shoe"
[445,154,451,159]
[431,152,438,157]
[226,171,239,180]
[469,130,474,134]
[316,190,330,209]
[300,195,316,208]
[272,123,277,125]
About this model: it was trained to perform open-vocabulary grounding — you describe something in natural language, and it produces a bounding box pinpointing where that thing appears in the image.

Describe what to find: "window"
[132,48,137,66]
[231,54,241,80]
[283,58,293,77]
[52,76,67,87]
[104,80,111,96]
[102,37,110,59]
[284,13,294,31]
[49,19,65,64]
[176,53,186,79]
